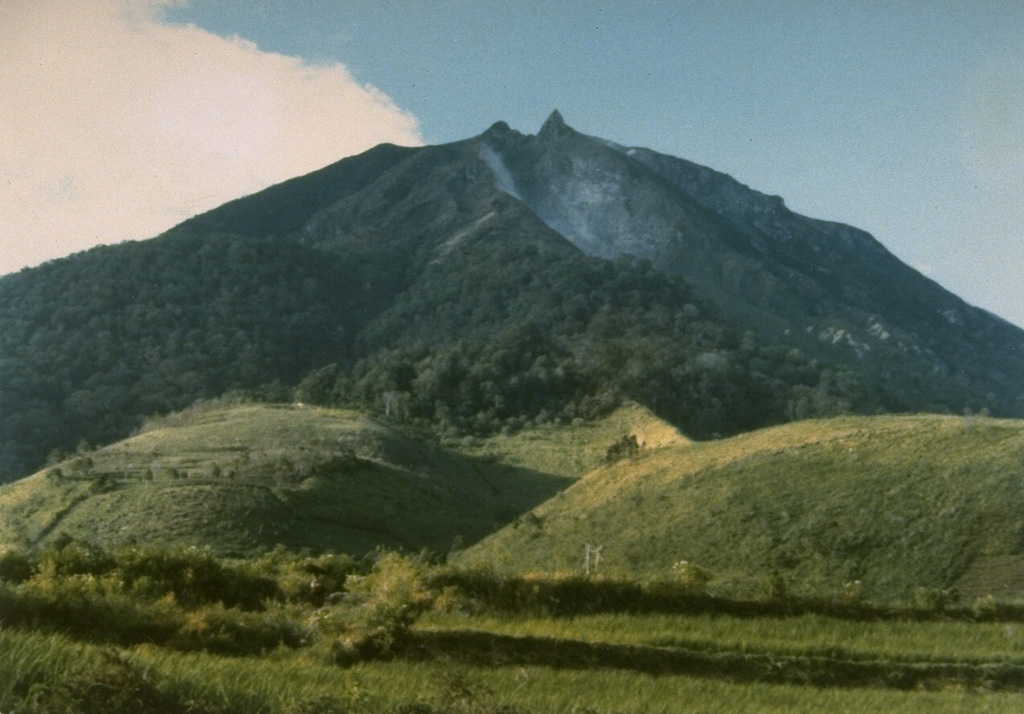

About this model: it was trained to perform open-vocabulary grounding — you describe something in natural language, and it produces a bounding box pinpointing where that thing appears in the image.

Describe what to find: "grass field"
[6,405,1024,605]
[3,544,1024,713]
[5,607,1024,714]
[416,610,1024,664]
[0,401,685,560]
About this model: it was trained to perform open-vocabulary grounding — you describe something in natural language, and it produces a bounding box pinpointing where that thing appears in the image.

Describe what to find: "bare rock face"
[469,113,1024,408]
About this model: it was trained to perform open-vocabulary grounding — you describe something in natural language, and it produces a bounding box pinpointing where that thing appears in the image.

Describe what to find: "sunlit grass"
[461,401,690,478]
[460,414,1024,603]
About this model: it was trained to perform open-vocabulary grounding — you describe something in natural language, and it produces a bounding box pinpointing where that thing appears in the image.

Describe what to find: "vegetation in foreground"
[3,542,1024,713]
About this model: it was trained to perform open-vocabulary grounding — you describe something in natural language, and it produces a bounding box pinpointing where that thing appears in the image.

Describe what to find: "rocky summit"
[476,112,1024,384]
[193,110,1024,383]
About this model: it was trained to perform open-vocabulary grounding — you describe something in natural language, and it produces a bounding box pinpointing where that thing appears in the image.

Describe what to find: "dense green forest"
[0,224,887,482]
[0,233,367,478]
[5,200,995,484]
[307,240,872,438]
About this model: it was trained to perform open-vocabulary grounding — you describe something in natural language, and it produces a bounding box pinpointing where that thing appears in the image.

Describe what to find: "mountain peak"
[538,109,572,139]
[484,120,513,137]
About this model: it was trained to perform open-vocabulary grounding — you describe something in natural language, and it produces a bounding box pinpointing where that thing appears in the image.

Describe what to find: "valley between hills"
[4,400,1024,603]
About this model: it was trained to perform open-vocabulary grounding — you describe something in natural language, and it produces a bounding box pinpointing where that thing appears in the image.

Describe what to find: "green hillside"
[0,401,678,557]
[457,414,1024,604]
[6,402,1024,607]
[0,402,579,556]
[457,401,690,479]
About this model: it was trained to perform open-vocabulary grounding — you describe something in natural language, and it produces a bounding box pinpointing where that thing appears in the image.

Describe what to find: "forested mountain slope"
[2,114,1021,482]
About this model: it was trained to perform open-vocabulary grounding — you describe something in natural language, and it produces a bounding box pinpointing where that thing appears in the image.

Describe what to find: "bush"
[252,547,356,604]
[171,602,306,655]
[912,587,955,612]
[115,545,279,610]
[0,547,35,583]
[11,574,181,645]
[762,571,789,601]
[671,560,714,592]
[322,552,434,663]
[972,594,999,620]
[37,540,116,578]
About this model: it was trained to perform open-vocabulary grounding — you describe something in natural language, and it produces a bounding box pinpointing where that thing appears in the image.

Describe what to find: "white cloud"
[0,0,423,275]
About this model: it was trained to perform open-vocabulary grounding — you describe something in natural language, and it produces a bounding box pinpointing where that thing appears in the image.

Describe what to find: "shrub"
[762,571,789,601]
[12,574,181,644]
[972,594,999,620]
[115,545,279,610]
[671,560,714,592]
[0,547,35,583]
[912,587,954,612]
[253,547,356,603]
[37,540,116,578]
[171,602,306,655]
[841,579,865,604]
[324,552,434,663]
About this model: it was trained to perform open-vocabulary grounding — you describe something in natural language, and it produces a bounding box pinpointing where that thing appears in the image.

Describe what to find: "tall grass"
[7,631,1021,714]
[5,543,1024,712]
[0,629,90,704]
[124,654,1024,714]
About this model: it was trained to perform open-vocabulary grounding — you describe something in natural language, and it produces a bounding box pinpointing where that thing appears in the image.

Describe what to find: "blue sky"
[3,1,1022,329]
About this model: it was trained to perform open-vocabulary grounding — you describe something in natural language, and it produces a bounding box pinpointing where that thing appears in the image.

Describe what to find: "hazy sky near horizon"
[2,1,1023,329]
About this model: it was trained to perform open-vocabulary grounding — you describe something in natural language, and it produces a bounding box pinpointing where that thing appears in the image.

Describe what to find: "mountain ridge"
[1,112,1021,481]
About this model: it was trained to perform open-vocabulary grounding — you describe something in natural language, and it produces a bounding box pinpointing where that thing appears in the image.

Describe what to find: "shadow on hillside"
[389,445,577,554]
[238,446,576,558]
[0,414,577,559]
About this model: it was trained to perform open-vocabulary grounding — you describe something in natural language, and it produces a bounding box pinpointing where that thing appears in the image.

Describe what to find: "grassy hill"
[0,401,673,557]
[456,413,1024,604]
[6,402,1024,606]
[0,402,579,556]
